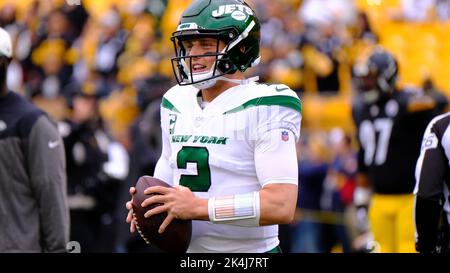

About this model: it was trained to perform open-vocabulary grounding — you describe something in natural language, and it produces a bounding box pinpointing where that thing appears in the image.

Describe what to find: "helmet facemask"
[353,63,380,104]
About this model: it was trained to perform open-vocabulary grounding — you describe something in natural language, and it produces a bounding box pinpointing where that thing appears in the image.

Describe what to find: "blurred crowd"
[1,0,449,253]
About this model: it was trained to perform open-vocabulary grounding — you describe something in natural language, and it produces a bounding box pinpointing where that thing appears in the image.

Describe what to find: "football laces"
[133,213,150,245]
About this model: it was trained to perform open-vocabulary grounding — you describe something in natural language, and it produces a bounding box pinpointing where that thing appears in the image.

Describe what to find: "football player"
[351,47,448,253]
[126,0,302,253]
[414,112,450,254]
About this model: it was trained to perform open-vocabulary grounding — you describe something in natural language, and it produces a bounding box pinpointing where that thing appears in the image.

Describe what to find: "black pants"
[438,227,450,254]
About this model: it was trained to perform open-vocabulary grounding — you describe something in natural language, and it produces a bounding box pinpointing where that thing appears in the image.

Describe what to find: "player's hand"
[355,205,370,233]
[125,187,136,233]
[141,185,199,234]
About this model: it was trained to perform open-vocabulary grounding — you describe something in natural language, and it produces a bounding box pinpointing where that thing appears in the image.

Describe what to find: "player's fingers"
[144,204,168,218]
[177,185,190,192]
[141,195,167,208]
[144,186,171,195]
[126,209,136,233]
[129,187,136,195]
[126,200,133,210]
[126,209,133,223]
[159,214,175,234]
[130,219,136,233]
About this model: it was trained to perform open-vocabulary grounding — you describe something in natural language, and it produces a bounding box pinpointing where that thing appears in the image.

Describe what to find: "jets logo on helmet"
[211,4,254,20]
[170,0,261,89]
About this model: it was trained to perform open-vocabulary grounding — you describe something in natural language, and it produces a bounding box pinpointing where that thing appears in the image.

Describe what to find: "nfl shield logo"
[281,131,289,141]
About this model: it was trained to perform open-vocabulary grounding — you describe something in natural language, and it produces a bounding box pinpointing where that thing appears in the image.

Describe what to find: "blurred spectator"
[60,2,89,40]
[291,133,330,253]
[353,11,377,43]
[31,39,72,96]
[329,128,358,207]
[421,77,449,115]
[320,128,356,253]
[26,39,73,121]
[254,0,305,92]
[347,11,378,76]
[59,83,128,252]
[299,0,356,28]
[434,0,450,21]
[298,0,355,94]
[390,0,450,21]
[312,24,345,93]
[44,9,73,44]
[398,0,436,21]
[94,8,128,88]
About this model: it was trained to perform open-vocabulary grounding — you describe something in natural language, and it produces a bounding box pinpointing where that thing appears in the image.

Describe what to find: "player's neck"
[201,73,245,102]
[201,81,237,102]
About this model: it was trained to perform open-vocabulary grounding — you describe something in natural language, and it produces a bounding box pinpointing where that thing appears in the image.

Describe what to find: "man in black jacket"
[0,27,69,252]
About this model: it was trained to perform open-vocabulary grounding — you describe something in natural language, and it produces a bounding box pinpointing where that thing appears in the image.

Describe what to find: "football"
[132,176,192,253]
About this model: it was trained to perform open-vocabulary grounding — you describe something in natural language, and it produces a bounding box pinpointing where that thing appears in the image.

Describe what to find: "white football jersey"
[154,81,302,253]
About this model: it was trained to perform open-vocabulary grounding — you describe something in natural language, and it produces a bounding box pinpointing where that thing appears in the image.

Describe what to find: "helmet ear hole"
[240,46,245,53]
[217,59,237,74]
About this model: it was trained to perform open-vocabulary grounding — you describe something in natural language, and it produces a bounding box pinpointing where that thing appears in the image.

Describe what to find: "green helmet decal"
[171,0,261,89]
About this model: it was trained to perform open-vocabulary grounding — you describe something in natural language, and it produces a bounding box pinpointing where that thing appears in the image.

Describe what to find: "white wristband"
[208,192,261,227]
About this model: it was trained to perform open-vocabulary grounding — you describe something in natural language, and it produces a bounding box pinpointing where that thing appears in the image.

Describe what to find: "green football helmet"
[171,0,261,89]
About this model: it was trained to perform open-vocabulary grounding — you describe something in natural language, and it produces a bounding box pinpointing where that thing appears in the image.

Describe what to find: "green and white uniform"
[153,82,302,252]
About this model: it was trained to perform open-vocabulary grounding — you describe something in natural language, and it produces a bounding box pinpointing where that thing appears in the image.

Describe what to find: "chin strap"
[193,75,259,90]
[217,76,259,85]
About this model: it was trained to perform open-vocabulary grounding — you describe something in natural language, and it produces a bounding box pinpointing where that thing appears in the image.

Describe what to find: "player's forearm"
[259,183,297,225]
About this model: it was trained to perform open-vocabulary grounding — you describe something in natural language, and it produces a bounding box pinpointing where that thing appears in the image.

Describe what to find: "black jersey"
[352,91,447,194]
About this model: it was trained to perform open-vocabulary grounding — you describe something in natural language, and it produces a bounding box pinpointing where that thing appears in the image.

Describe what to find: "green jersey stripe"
[223,95,302,114]
[161,97,181,113]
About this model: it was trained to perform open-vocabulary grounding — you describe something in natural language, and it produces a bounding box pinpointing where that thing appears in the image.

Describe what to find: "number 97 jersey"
[351,92,436,194]
[154,82,302,252]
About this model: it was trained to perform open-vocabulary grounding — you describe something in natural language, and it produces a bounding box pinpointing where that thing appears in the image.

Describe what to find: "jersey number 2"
[359,118,393,165]
[177,146,211,192]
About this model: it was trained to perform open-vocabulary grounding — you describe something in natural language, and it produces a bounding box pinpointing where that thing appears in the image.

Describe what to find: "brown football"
[132,176,192,253]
